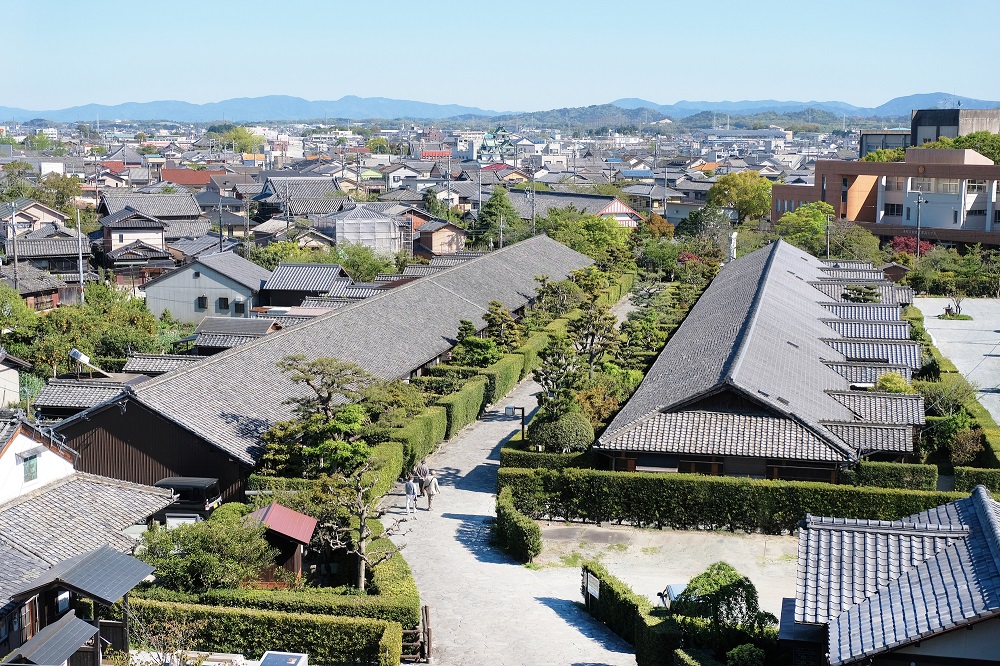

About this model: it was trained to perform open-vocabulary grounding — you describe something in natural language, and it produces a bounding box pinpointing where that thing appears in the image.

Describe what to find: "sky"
[7,0,1000,112]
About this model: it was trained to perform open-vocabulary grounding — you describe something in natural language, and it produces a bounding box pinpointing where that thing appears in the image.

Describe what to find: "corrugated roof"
[248,502,317,545]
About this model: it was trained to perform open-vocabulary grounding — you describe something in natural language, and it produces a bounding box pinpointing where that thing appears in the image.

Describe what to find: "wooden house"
[248,502,317,581]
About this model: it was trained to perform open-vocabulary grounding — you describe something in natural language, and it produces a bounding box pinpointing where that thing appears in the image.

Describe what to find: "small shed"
[248,502,317,580]
[878,262,911,284]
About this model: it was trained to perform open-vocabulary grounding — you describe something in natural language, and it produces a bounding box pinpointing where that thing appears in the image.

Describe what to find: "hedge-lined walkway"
[381,378,635,665]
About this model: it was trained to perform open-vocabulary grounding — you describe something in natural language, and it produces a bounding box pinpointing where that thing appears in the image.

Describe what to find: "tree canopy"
[706,171,773,223]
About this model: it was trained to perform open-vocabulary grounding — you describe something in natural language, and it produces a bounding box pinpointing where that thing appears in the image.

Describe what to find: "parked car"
[152,477,222,522]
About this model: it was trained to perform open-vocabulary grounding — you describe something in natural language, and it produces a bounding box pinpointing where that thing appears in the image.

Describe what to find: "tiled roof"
[824,361,913,385]
[264,263,349,292]
[0,262,63,295]
[822,319,911,340]
[600,240,922,465]
[810,281,913,305]
[122,354,201,375]
[823,339,923,369]
[107,240,171,261]
[100,207,166,229]
[821,422,914,453]
[598,410,846,462]
[828,391,925,425]
[167,233,240,259]
[195,252,272,291]
[820,268,885,280]
[63,236,590,466]
[195,317,276,336]
[257,177,350,215]
[790,487,1000,665]
[35,380,132,409]
[194,333,261,349]
[821,303,902,320]
[299,297,353,309]
[101,193,201,219]
[163,220,212,240]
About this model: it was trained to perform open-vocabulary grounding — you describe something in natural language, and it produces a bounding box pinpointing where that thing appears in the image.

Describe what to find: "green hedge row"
[498,468,963,534]
[390,406,448,469]
[903,305,959,374]
[673,649,723,666]
[480,354,525,405]
[366,441,405,501]
[247,475,315,491]
[437,375,488,439]
[955,466,1000,493]
[514,332,550,376]
[582,560,681,666]
[128,597,401,666]
[498,447,588,470]
[842,460,938,491]
[963,399,1000,468]
[494,487,542,562]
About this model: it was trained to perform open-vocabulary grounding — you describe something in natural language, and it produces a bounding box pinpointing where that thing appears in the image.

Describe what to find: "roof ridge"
[723,241,782,384]
[971,485,1000,576]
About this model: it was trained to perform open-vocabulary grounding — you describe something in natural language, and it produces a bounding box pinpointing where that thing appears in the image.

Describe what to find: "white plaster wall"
[0,432,74,504]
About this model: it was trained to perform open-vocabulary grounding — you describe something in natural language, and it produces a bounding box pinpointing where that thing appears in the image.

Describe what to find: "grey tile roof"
[100,207,166,229]
[791,487,1000,665]
[821,422,913,453]
[824,362,913,385]
[823,339,923,369]
[822,320,911,340]
[810,281,913,305]
[0,472,173,565]
[80,235,590,466]
[821,303,902,320]
[101,193,201,220]
[195,317,276,336]
[258,177,350,215]
[167,233,240,259]
[194,252,272,291]
[163,220,212,240]
[828,391,925,425]
[0,262,63,295]
[820,268,885,280]
[106,240,171,261]
[299,296,353,309]
[264,263,350,292]
[122,354,201,375]
[194,333,261,349]
[599,410,846,462]
[35,380,132,409]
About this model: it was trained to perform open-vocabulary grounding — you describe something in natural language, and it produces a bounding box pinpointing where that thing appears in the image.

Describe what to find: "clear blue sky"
[8,0,999,111]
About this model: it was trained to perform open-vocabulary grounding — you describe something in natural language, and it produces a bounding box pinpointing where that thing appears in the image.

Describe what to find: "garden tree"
[137,506,276,593]
[240,240,301,270]
[915,375,978,417]
[673,562,777,635]
[726,644,766,666]
[221,125,264,153]
[873,372,914,394]
[475,186,524,248]
[24,133,52,151]
[919,131,1000,163]
[828,219,882,263]
[950,427,984,465]
[34,173,82,215]
[950,290,966,315]
[618,315,665,369]
[537,206,632,271]
[640,238,681,281]
[675,204,731,238]
[450,318,502,367]
[860,148,906,162]
[643,212,674,239]
[569,265,610,302]
[134,132,147,143]
[529,411,594,453]
[1,161,35,200]
[532,334,585,420]
[358,378,426,439]
[841,284,881,303]
[706,171,773,223]
[366,137,390,154]
[774,201,834,255]
[569,299,619,379]
[482,300,523,352]
[336,242,396,282]
[106,608,208,666]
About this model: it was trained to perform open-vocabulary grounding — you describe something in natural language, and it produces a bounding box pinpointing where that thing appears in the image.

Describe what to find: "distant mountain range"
[611,93,1000,119]
[0,95,509,123]
[0,92,997,124]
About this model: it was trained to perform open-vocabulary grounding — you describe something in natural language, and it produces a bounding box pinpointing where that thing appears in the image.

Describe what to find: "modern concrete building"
[772,149,1000,246]
[911,108,1000,146]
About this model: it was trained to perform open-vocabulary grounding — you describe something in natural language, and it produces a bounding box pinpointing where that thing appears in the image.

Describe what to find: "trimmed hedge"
[128,597,402,666]
[499,468,963,534]
[674,649,723,666]
[390,406,448,469]
[842,460,938,491]
[954,466,1000,493]
[964,398,1000,468]
[499,447,589,470]
[366,441,405,501]
[514,332,550,377]
[437,375,488,439]
[479,354,525,406]
[247,475,315,492]
[494,487,542,562]
[582,560,682,666]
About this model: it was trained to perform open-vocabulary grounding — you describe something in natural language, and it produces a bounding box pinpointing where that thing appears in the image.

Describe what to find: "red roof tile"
[161,168,226,187]
[248,502,317,544]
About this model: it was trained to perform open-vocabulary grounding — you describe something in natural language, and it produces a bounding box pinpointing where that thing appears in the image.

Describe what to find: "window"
[118,233,124,243]
[937,179,960,194]
[969,209,987,216]
[995,210,1000,224]
[954,210,959,224]
[967,179,987,193]
[885,176,906,191]
[234,301,245,314]
[841,190,848,203]
[196,295,207,309]
[906,207,911,221]
[193,271,201,278]
[218,297,229,310]
[884,203,903,216]
[842,178,849,188]
[913,178,933,192]
[821,176,827,201]
[23,455,37,482]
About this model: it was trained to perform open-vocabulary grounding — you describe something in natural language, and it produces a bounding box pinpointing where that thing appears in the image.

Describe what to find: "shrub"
[675,649,724,666]
[529,412,595,452]
[127,597,401,666]
[954,467,1000,493]
[873,372,913,394]
[494,487,542,562]
[841,460,938,491]
[499,447,589,470]
[479,354,525,405]
[726,644,765,666]
[437,375,487,439]
[952,427,985,465]
[963,398,1000,467]
[915,375,978,416]
[498,468,963,533]
[390,406,447,469]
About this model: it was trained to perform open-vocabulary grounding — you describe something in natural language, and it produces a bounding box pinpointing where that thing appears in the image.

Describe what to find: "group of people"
[404,459,440,517]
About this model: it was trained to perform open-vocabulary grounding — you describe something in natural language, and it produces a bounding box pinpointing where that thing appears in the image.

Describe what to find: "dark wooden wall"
[57,401,250,501]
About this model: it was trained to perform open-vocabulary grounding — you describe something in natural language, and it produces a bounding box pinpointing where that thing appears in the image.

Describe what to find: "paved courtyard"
[914,297,1000,424]
[382,378,798,665]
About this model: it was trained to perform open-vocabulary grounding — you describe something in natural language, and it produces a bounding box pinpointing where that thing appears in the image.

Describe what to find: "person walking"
[414,459,429,494]
[404,475,420,518]
[424,470,440,511]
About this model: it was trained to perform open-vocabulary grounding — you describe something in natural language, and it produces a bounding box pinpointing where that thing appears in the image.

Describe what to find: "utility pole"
[499,214,504,249]
[77,209,85,304]
[218,201,224,253]
[530,169,536,236]
[915,190,926,258]
[9,201,18,291]
[825,215,832,260]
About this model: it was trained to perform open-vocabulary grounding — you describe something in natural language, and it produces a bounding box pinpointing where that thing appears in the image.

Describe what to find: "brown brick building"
[772,149,1000,246]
